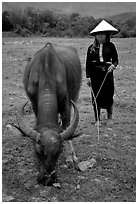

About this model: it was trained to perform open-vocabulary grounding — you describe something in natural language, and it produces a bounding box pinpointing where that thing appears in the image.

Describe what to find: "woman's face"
[95,32,106,44]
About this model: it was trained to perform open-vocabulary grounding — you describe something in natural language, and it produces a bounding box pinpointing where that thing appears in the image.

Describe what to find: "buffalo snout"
[37,170,58,186]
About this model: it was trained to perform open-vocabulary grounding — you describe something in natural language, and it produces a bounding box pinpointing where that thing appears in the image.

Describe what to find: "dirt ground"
[2,37,136,202]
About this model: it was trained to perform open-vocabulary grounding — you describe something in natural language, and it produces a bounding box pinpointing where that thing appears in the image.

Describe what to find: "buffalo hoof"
[66,160,74,169]
[66,155,79,169]
[37,172,58,186]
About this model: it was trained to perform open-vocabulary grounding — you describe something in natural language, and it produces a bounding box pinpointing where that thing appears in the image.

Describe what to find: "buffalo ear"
[68,132,83,140]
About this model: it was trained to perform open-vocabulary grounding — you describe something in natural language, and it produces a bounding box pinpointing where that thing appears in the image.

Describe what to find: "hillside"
[106,12,136,24]
[2,2,136,19]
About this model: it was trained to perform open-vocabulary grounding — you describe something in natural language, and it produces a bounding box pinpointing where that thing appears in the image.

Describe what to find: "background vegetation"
[2,7,136,38]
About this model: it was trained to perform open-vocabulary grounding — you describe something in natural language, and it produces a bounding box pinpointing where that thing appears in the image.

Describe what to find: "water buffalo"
[14,43,82,185]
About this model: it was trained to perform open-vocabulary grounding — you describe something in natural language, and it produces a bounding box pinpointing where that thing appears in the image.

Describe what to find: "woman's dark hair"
[90,31,111,52]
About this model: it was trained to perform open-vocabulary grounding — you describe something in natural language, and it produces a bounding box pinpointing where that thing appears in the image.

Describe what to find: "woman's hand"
[108,64,116,73]
[87,78,91,87]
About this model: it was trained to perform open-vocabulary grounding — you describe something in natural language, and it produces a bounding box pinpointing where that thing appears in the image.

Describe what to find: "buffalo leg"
[60,101,78,168]
[64,140,78,168]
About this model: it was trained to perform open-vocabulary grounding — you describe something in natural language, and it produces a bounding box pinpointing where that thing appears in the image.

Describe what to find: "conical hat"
[90,20,118,35]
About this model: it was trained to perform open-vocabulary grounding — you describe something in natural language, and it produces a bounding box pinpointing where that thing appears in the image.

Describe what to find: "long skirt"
[90,67,114,109]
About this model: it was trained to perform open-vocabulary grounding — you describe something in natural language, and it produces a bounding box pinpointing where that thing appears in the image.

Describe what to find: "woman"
[86,20,119,126]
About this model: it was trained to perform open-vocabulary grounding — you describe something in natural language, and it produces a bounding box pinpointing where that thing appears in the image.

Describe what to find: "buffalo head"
[14,100,79,185]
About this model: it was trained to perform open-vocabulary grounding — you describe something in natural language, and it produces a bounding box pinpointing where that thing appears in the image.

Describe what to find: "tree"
[2,11,13,31]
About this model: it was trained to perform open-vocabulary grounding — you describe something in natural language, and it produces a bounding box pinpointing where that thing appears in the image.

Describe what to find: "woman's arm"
[111,43,119,67]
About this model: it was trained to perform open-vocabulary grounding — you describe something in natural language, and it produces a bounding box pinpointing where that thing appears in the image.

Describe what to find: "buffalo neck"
[37,88,58,129]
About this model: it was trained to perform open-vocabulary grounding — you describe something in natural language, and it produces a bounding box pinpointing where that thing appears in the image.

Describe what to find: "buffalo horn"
[60,100,79,141]
[16,101,40,141]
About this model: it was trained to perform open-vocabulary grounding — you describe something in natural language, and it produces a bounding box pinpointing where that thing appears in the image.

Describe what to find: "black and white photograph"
[2,1,136,202]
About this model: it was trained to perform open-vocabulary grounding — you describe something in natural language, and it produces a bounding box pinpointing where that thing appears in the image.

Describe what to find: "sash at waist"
[92,61,111,72]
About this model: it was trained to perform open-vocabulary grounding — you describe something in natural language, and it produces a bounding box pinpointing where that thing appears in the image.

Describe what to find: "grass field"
[2,37,136,202]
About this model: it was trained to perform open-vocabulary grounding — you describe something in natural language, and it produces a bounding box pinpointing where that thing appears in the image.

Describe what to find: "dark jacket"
[86,41,118,109]
[86,41,118,78]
